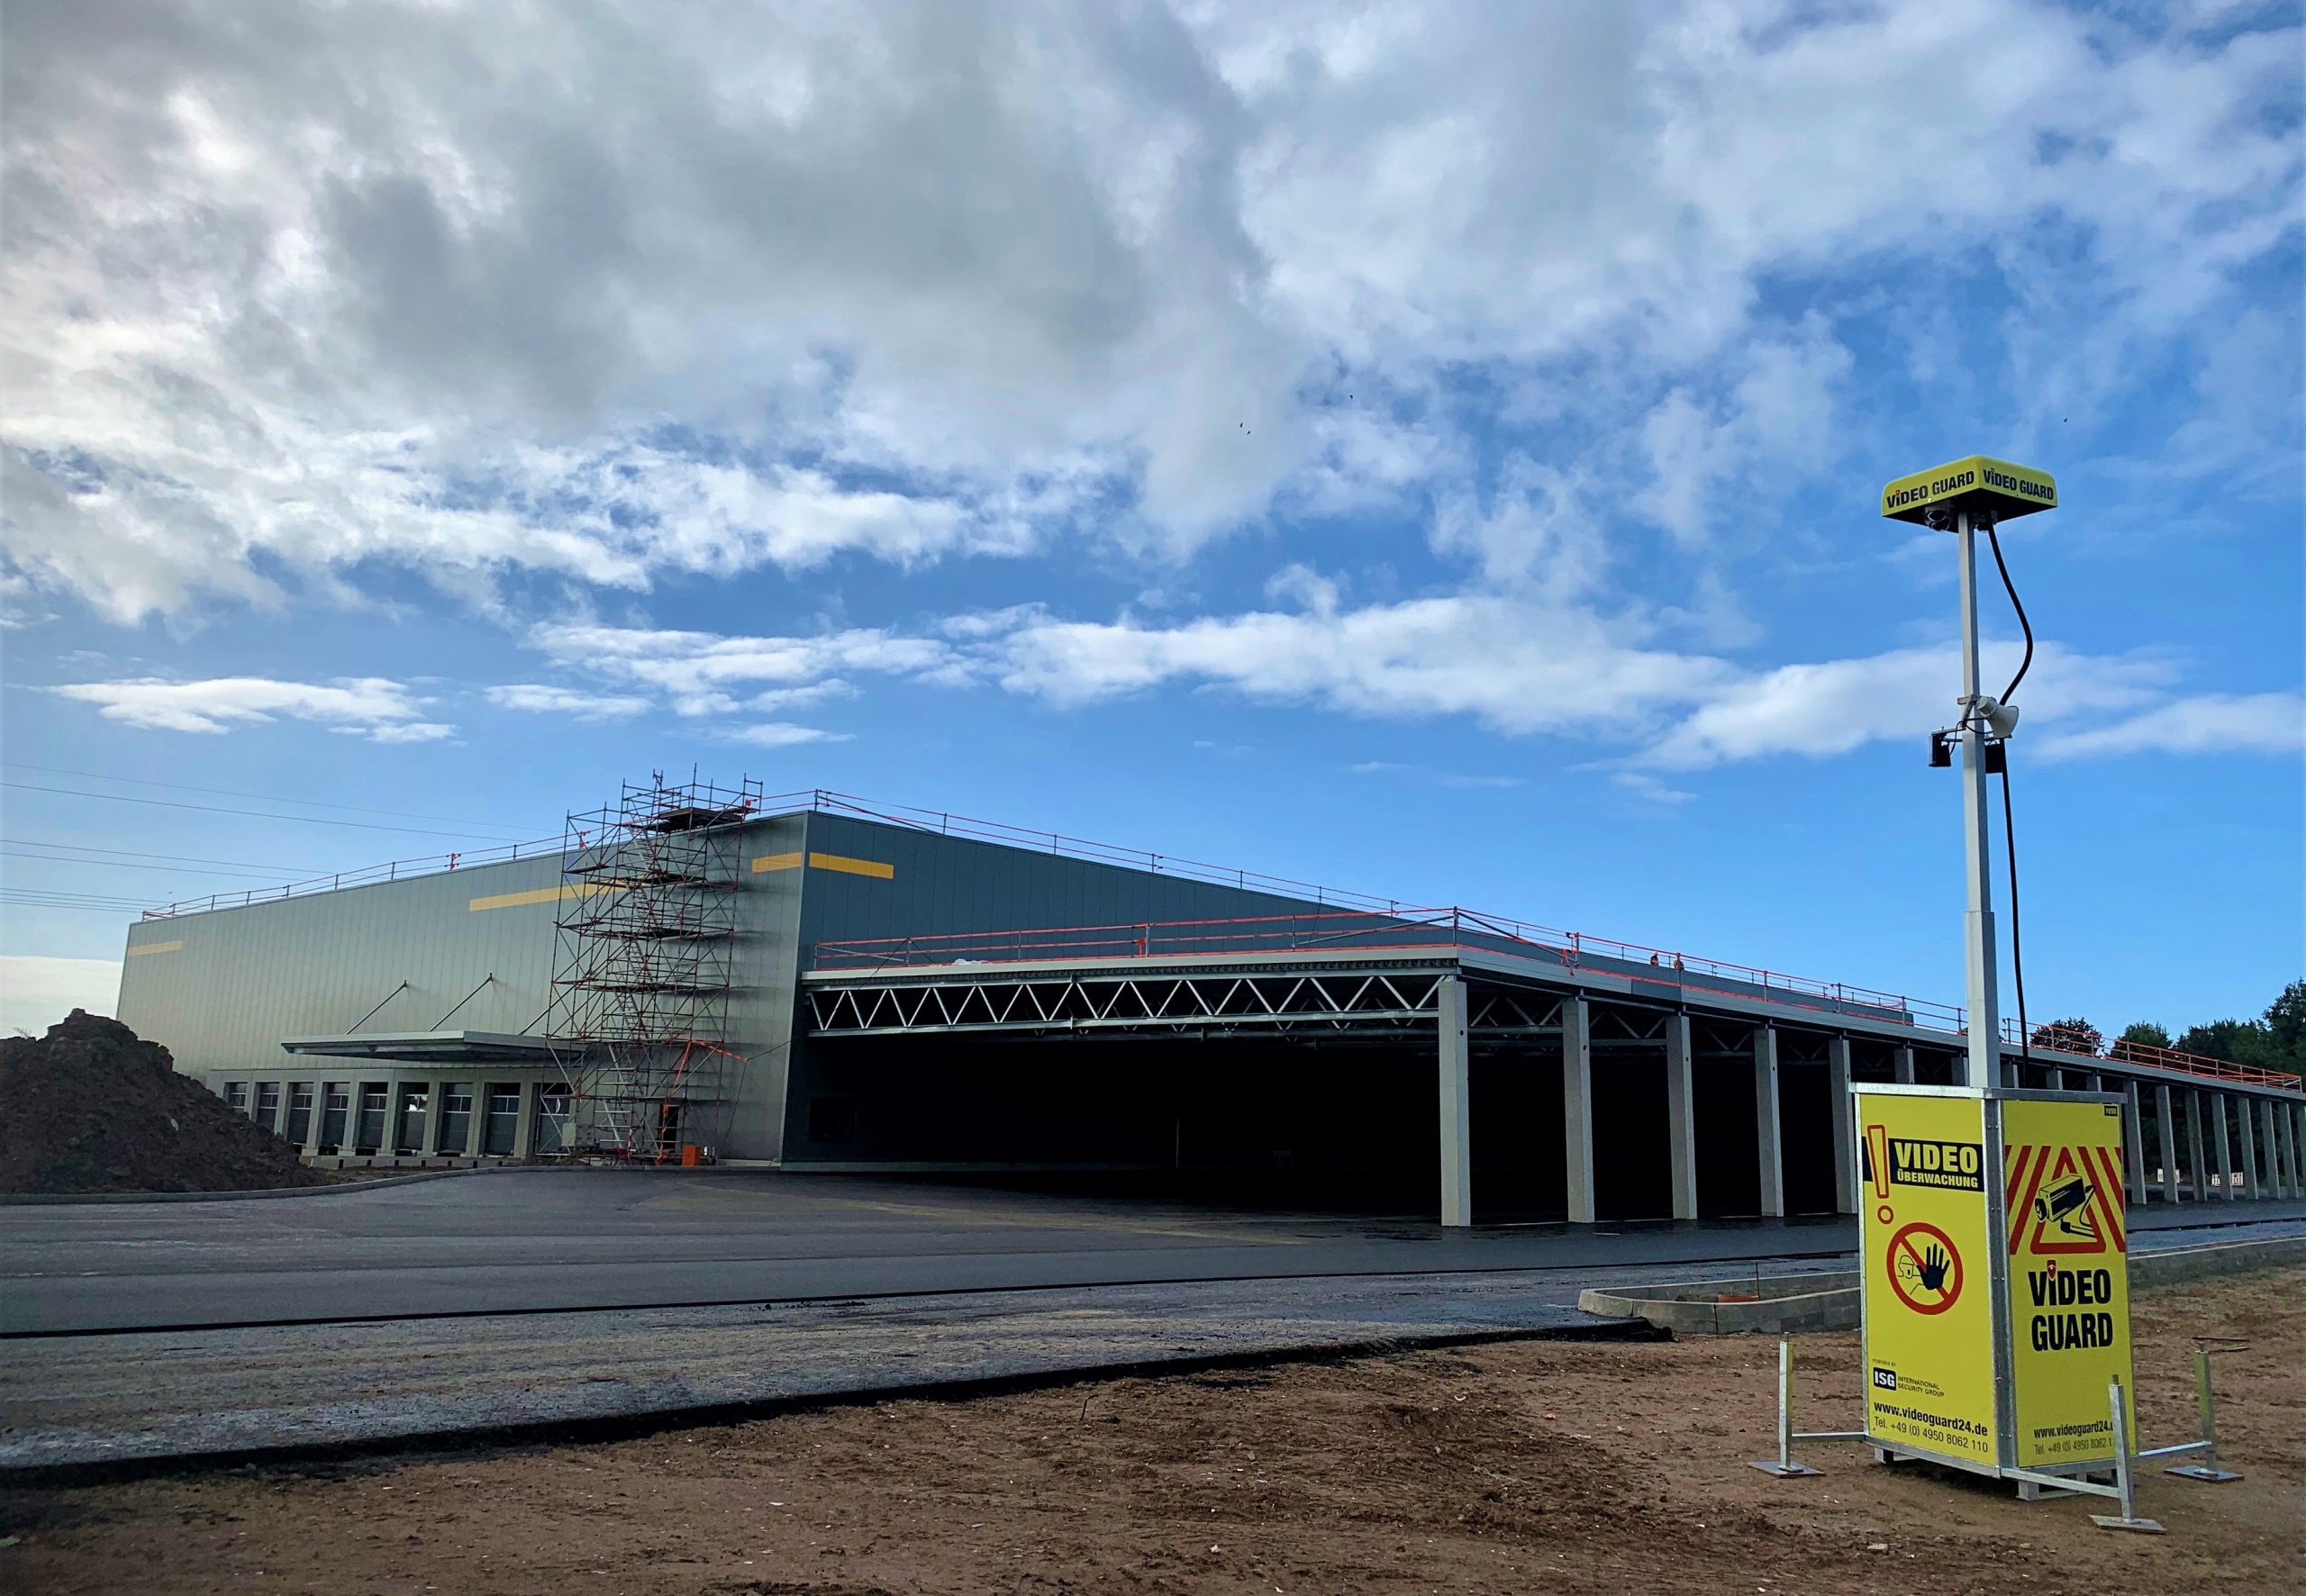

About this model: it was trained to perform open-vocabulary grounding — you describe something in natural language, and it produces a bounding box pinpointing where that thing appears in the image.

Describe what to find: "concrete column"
[2121,1083,2149,1205]
[1665,1013,1698,1222]
[1436,977,1472,1228]
[1829,1037,1857,1214]
[2084,1073,2103,1094]
[2211,1093,2235,1200]
[513,1080,539,1160]
[1893,1047,1915,1085]
[2265,1101,2292,1200]
[466,1084,487,1156]
[302,1084,326,1157]
[2044,1066,2065,1092]
[2155,1084,2179,1205]
[2238,1096,2260,1198]
[420,1082,444,1157]
[1561,995,1594,1225]
[1754,1026,1784,1219]
[2185,1089,2209,1203]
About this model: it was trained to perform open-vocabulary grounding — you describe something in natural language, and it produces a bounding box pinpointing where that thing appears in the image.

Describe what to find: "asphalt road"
[7,1168,2299,1338]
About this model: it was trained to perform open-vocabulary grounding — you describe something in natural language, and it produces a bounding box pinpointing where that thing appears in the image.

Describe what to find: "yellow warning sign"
[1857,1092,1998,1465]
[2003,1097,2135,1468]
[1879,454,2056,525]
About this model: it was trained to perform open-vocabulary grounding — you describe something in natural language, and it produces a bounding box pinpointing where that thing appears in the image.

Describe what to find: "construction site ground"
[5,1264,2298,1595]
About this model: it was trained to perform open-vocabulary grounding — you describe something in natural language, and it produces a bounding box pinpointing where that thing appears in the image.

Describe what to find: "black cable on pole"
[1984,521,2034,706]
[2001,766,2029,1061]
[1983,517,2034,1062]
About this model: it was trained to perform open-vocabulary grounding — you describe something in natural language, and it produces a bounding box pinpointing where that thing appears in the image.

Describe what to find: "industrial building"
[117,781,2306,1225]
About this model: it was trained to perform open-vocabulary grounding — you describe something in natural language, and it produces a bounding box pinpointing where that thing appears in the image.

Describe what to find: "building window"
[536,1084,573,1156]
[320,1083,350,1152]
[223,1082,249,1115]
[353,1084,388,1153]
[808,1095,856,1145]
[394,1083,431,1155]
[438,1084,473,1154]
[483,1084,520,1156]
[254,1081,281,1131]
[286,1082,314,1146]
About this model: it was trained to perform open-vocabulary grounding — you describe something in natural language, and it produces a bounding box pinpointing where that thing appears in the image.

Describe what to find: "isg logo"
[1871,1366,1899,1391]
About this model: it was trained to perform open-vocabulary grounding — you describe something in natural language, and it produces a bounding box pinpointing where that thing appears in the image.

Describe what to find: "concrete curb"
[0,1318,1672,1486]
[1576,1271,1860,1335]
[1576,1234,2306,1335]
[2130,1234,2306,1284]
[0,1165,534,1207]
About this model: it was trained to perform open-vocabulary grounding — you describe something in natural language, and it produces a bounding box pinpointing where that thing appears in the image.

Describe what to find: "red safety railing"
[2011,1025,2301,1091]
[813,908,1963,1028]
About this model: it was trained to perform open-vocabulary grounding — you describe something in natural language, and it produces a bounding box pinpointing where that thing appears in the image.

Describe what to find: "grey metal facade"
[113,800,2306,1216]
[115,807,1337,1163]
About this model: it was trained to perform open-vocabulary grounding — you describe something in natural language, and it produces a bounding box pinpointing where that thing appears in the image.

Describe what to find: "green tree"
[2031,1016,2102,1055]
[2117,1020,2172,1051]
[2261,978,2306,1067]
[2175,1018,2267,1062]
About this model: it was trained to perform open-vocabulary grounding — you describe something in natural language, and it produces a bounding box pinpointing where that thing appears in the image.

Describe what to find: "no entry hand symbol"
[1886,1221,1964,1315]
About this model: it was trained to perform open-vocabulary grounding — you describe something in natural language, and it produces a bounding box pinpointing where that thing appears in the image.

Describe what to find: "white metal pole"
[1956,507,2002,1088]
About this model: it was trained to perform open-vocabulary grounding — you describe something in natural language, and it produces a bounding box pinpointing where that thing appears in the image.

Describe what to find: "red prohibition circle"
[1885,1220,1964,1315]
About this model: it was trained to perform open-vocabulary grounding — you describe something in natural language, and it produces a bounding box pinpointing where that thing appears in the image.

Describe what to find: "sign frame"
[1853,1081,2133,1490]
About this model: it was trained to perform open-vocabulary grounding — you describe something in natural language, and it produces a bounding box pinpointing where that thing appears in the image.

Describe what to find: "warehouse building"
[117,782,2306,1224]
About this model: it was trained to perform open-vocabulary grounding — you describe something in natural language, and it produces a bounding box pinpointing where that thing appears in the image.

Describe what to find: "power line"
[0,783,536,841]
[0,839,313,874]
[1,848,307,884]
[1,762,539,836]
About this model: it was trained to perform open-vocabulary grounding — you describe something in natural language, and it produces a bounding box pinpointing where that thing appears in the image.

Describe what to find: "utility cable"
[2001,766,2029,1061]
[0,782,541,841]
[0,761,540,836]
[1984,521,2035,707]
[1984,519,2033,1060]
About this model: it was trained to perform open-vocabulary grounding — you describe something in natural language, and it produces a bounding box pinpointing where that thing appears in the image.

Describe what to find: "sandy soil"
[5,1265,2299,1595]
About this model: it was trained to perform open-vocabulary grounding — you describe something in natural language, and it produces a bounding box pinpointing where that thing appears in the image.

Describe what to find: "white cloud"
[721,722,849,748]
[1637,641,2176,770]
[2036,693,2305,761]
[528,621,955,717]
[486,684,653,719]
[988,593,1736,736]
[51,676,445,739]
[1612,771,1695,807]
[0,956,119,1036]
[2,3,2292,618]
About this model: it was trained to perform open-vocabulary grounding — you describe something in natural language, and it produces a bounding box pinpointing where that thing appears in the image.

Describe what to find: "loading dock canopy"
[278,1030,566,1065]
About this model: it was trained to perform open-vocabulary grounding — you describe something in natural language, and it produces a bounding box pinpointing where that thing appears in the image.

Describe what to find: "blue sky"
[3,0,2300,1039]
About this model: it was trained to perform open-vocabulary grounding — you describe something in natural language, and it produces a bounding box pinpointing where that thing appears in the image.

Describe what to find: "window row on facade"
[216,1077,572,1158]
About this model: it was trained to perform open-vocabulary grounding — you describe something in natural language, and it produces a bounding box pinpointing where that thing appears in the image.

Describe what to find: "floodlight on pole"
[1883,456,2057,1087]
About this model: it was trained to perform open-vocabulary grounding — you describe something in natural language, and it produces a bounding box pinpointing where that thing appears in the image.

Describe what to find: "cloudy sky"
[3,0,2300,1037]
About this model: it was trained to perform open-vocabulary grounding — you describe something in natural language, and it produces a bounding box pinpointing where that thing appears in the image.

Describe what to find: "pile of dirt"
[0,1011,332,1194]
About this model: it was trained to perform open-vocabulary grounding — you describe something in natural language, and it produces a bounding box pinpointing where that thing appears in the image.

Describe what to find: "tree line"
[2028,977,2306,1072]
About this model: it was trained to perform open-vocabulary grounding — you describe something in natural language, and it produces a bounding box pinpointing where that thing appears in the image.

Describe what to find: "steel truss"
[547,772,759,1159]
[804,963,1580,1044]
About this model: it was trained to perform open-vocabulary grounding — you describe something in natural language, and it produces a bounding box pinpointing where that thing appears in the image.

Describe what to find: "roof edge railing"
[808,910,2299,1093]
[134,789,2298,1093]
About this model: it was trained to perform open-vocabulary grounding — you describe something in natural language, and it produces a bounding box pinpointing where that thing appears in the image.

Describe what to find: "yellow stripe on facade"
[126,939,184,957]
[810,851,894,879]
[467,882,617,912]
[748,850,894,880]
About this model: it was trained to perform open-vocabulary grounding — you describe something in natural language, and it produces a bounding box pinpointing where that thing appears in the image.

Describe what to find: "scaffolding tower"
[547,772,760,1160]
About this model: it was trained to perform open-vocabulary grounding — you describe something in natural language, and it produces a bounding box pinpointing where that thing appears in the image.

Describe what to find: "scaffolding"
[547,772,760,1160]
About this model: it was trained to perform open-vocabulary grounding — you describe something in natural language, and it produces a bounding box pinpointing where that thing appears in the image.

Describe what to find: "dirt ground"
[5,1265,2300,1595]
